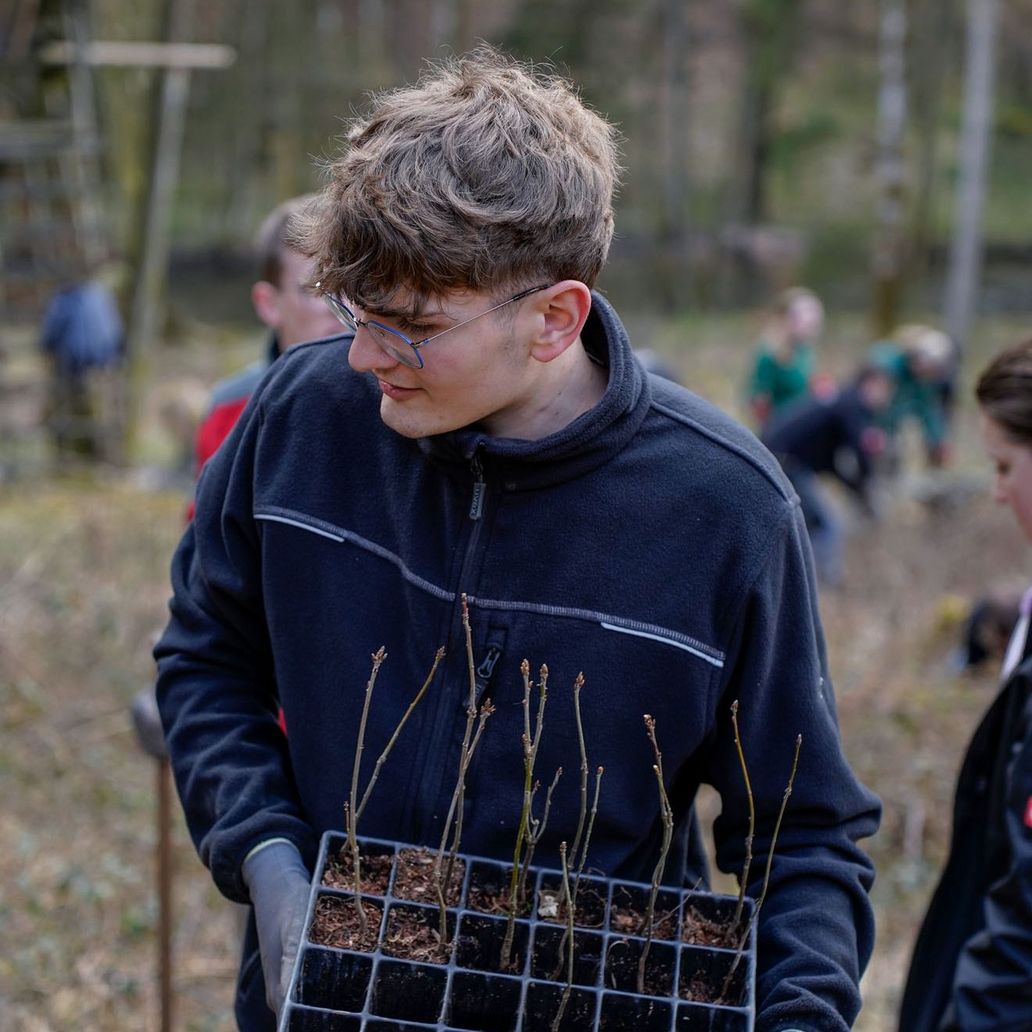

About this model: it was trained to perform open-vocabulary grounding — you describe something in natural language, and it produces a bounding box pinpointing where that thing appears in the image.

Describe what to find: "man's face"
[254,248,341,349]
[347,286,540,440]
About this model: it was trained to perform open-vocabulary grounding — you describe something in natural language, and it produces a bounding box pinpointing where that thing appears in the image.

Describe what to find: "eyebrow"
[367,302,451,322]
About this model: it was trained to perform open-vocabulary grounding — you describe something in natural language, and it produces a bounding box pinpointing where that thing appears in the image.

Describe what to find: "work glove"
[242,840,311,1018]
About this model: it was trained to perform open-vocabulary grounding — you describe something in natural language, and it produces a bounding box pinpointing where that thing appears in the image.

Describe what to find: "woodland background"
[1,1,1031,1029]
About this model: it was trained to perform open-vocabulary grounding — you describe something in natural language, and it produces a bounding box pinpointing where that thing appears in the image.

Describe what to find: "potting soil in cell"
[278,833,756,1032]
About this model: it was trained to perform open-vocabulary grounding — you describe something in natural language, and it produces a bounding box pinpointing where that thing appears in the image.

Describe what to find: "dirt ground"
[0,311,1027,1030]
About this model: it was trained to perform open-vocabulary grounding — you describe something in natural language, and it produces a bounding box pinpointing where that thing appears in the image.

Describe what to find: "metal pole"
[158,756,174,1032]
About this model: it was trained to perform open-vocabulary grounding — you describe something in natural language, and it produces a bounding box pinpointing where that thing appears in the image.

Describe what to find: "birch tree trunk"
[943,0,998,357]
[871,0,907,336]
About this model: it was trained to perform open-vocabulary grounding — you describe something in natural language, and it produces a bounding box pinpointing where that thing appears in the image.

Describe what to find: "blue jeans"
[784,463,843,587]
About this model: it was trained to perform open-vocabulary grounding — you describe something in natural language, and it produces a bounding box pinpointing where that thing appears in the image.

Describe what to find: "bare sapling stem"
[354,646,445,827]
[344,646,387,934]
[638,715,674,996]
[550,842,575,1032]
[730,699,755,932]
[567,673,589,870]
[437,700,495,945]
[572,766,604,901]
[519,765,562,903]
[502,660,549,970]
[720,732,803,1004]
[433,596,489,945]
[505,662,535,911]
[550,765,604,982]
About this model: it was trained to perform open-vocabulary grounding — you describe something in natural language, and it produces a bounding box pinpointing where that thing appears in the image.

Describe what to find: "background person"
[745,285,825,428]
[869,323,956,470]
[762,365,892,587]
[38,261,124,462]
[899,339,1032,1030]
[192,194,341,478]
[155,49,880,1031]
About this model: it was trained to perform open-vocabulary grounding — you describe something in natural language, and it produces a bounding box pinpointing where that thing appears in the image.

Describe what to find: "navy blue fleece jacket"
[155,292,880,1031]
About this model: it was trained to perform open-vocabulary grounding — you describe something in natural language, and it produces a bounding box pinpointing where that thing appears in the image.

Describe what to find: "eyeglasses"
[318,283,551,369]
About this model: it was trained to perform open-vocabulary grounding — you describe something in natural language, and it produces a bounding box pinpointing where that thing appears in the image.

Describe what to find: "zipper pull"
[469,450,485,520]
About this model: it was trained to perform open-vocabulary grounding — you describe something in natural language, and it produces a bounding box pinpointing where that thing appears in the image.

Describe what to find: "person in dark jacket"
[900,339,1032,1031]
[155,49,880,1032]
[761,366,892,587]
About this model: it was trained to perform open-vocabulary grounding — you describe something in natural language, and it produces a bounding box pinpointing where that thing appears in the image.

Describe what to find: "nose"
[347,324,399,374]
[991,476,1009,506]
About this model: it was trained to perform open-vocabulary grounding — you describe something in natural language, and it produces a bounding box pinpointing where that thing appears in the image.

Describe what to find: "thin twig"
[434,596,484,944]
[550,842,575,1032]
[567,673,589,871]
[354,646,444,827]
[730,699,755,931]
[720,732,803,1003]
[345,646,387,934]
[502,660,549,970]
[519,766,562,901]
[573,766,604,901]
[638,715,674,995]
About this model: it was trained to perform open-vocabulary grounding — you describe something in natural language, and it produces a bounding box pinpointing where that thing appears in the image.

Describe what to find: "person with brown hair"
[900,339,1032,1030]
[155,49,879,1031]
[192,194,340,478]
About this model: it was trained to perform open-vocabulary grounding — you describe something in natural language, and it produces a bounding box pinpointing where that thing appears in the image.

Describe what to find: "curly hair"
[976,338,1032,445]
[293,47,621,312]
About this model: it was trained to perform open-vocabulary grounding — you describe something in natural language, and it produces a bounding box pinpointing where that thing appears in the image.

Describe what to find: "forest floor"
[0,307,1028,1030]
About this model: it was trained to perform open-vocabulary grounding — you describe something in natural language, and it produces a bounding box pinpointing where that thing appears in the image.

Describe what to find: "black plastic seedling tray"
[278,832,755,1032]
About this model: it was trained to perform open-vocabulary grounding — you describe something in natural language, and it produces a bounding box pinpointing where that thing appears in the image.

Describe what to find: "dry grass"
[1,311,1027,1030]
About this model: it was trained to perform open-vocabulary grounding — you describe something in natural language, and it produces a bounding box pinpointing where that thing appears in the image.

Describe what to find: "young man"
[192,194,341,475]
[156,50,880,1031]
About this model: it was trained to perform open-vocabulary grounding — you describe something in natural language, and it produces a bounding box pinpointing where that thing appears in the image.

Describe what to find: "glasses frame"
[318,283,551,369]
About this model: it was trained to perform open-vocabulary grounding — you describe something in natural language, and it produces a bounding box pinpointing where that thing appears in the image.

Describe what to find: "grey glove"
[242,840,311,1018]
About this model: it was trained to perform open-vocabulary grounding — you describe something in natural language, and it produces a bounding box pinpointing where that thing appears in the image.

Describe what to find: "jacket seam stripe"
[651,398,793,502]
[254,509,455,603]
[470,594,724,662]
[254,507,725,665]
[599,622,725,668]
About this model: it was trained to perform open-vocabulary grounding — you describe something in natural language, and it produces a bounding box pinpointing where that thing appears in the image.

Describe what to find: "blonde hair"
[894,324,953,369]
[294,48,621,311]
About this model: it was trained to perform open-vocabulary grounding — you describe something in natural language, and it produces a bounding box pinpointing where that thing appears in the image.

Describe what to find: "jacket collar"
[418,291,650,490]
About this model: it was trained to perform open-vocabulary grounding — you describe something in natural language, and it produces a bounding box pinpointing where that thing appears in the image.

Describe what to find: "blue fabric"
[156,292,881,1031]
[39,281,123,373]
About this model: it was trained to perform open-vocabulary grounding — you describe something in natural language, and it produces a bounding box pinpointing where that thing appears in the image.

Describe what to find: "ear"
[251,280,281,329]
[527,281,593,364]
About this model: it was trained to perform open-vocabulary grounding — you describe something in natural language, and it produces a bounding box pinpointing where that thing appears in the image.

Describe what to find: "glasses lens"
[324,294,358,330]
[360,321,419,369]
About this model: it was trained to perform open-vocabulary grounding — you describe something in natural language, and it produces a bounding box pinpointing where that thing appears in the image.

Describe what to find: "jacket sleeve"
[707,501,881,1032]
[950,690,1032,1028]
[154,378,318,903]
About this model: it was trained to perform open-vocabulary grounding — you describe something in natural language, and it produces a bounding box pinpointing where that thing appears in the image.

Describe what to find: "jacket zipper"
[412,446,491,838]
[469,449,486,520]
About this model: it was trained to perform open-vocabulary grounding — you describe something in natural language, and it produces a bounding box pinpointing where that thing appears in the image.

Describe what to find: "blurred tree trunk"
[943,0,998,357]
[222,0,270,244]
[906,0,956,293]
[392,0,432,81]
[729,0,804,225]
[655,0,691,310]
[871,0,907,336]
[124,0,195,460]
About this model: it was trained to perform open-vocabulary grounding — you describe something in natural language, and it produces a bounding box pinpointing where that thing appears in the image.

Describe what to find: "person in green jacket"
[869,324,956,468]
[746,286,825,428]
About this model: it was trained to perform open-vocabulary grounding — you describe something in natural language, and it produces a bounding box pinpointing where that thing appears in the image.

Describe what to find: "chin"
[378,397,449,439]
